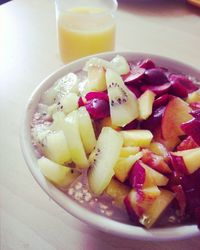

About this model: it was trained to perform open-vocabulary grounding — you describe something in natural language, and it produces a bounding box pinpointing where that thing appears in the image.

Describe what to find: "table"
[1,0,200,249]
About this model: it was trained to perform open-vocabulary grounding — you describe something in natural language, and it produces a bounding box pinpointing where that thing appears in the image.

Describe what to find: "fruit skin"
[38,157,80,187]
[106,68,139,126]
[140,82,171,96]
[181,118,200,146]
[141,149,171,174]
[144,68,168,85]
[169,74,198,93]
[138,90,155,120]
[64,110,89,168]
[153,94,170,109]
[177,136,199,151]
[120,130,153,147]
[161,97,192,140]
[114,152,143,183]
[170,148,200,174]
[137,59,155,70]
[78,107,96,154]
[105,178,131,207]
[123,67,145,85]
[88,127,123,195]
[85,98,110,120]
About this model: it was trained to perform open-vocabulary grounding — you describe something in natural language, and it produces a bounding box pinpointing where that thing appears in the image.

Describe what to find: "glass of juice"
[55,0,118,63]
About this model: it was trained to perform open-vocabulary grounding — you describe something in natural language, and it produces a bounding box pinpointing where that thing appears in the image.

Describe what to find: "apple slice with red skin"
[181,118,200,145]
[141,149,172,174]
[177,136,199,151]
[161,97,192,141]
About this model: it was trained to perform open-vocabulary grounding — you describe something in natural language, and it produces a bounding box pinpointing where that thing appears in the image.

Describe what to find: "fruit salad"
[31,55,200,229]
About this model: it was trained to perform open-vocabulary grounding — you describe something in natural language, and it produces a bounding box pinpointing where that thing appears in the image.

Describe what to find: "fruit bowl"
[20,51,200,241]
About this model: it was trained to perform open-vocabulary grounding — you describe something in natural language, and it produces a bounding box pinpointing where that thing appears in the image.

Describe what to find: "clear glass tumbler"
[55,0,118,63]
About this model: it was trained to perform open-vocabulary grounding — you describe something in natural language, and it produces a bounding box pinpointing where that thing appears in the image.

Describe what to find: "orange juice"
[57,7,116,63]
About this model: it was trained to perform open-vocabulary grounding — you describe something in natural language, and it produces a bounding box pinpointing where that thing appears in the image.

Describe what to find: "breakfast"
[31,55,200,229]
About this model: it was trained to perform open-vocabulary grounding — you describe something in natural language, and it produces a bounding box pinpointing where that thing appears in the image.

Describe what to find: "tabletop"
[1,0,200,249]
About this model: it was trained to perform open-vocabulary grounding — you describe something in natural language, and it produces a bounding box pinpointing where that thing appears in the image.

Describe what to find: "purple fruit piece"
[169,153,188,175]
[190,109,200,120]
[85,91,109,102]
[122,119,138,130]
[181,118,200,145]
[129,161,145,189]
[169,81,188,98]
[137,59,156,70]
[123,67,145,85]
[153,94,170,109]
[124,196,140,225]
[195,207,200,229]
[190,102,200,110]
[140,106,166,131]
[169,74,198,93]
[127,85,141,98]
[140,82,171,96]
[85,98,110,120]
[144,68,169,85]
[78,97,85,107]
[171,184,186,216]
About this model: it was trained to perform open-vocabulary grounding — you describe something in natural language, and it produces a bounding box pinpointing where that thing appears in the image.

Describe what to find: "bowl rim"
[20,51,200,241]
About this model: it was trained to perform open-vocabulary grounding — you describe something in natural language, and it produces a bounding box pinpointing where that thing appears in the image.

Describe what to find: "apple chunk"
[138,90,155,120]
[87,66,106,91]
[140,189,174,228]
[161,97,192,140]
[120,130,153,147]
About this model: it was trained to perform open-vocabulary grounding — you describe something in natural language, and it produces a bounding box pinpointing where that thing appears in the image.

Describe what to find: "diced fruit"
[38,157,80,187]
[171,185,186,216]
[186,90,200,104]
[137,59,155,70]
[140,82,171,96]
[148,142,168,158]
[161,97,192,140]
[120,146,140,157]
[177,136,199,151]
[122,119,138,130]
[129,161,169,188]
[138,90,155,120]
[153,94,170,109]
[189,102,200,110]
[41,87,57,105]
[114,152,143,182]
[181,118,200,145]
[59,93,79,115]
[84,57,110,71]
[144,68,168,85]
[78,107,96,154]
[78,96,85,107]
[142,149,171,174]
[127,85,141,98]
[98,117,121,132]
[123,67,145,85]
[85,91,109,102]
[170,81,188,98]
[64,110,89,168]
[190,109,200,120]
[85,98,110,120]
[169,74,198,93]
[120,130,153,147]
[110,55,130,75]
[88,127,123,195]
[170,148,200,174]
[105,178,131,207]
[106,68,139,126]
[87,66,106,91]
[42,130,71,165]
[139,189,174,228]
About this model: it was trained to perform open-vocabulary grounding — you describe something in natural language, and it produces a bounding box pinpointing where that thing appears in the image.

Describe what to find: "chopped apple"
[42,130,71,165]
[60,93,79,115]
[78,107,96,154]
[64,110,89,168]
[148,142,168,158]
[38,157,80,187]
[161,97,192,140]
[140,189,174,228]
[120,130,153,147]
[114,152,143,182]
[141,149,171,174]
[98,117,121,132]
[88,127,123,195]
[105,178,131,207]
[120,146,140,157]
[138,90,155,120]
[177,136,199,151]
[181,118,200,145]
[87,65,107,91]
[186,90,200,104]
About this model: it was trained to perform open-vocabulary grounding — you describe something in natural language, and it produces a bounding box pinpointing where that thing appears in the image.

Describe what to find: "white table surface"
[1,0,200,249]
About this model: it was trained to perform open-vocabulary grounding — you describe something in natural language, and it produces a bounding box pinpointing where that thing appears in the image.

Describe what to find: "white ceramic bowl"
[20,51,200,241]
